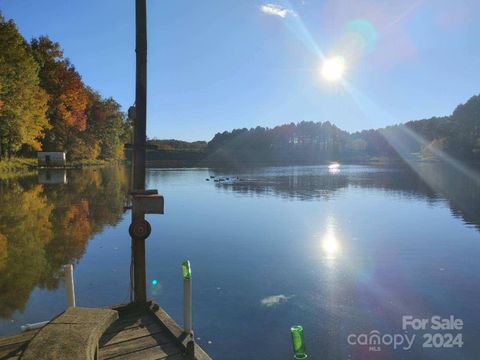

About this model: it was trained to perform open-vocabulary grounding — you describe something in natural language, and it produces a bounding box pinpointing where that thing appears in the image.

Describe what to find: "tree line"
[147,138,207,152]
[206,121,350,163]
[0,14,131,161]
[206,95,480,164]
[2,12,479,165]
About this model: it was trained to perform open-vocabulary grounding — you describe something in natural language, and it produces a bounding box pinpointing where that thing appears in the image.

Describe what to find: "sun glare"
[328,162,340,173]
[321,56,346,82]
[322,235,339,256]
[321,227,341,259]
[321,233,341,261]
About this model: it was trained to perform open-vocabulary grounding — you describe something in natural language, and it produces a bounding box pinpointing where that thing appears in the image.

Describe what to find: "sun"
[321,56,346,82]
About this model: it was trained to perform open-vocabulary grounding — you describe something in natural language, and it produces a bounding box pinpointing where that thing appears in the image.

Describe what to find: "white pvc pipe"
[183,277,192,333]
[64,264,76,308]
[21,321,49,332]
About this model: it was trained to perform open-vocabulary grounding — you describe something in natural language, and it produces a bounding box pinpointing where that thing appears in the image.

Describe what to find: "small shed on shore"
[37,152,66,167]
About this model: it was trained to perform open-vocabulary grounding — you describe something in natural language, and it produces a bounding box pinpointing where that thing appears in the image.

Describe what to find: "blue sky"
[2,0,479,141]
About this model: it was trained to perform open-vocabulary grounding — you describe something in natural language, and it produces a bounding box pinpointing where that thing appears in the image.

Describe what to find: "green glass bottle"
[290,325,307,359]
[182,260,191,280]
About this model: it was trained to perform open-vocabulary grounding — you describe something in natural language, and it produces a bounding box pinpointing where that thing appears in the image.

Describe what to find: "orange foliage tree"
[30,36,88,156]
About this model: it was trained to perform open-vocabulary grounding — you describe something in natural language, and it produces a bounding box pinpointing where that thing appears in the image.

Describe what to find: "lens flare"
[321,56,345,82]
[346,19,378,54]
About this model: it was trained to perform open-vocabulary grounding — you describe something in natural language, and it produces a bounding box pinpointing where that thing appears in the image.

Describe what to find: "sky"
[1,0,479,141]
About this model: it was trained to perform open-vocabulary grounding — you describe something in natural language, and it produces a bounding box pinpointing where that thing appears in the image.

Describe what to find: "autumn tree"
[0,15,50,159]
[30,36,88,156]
[74,89,130,160]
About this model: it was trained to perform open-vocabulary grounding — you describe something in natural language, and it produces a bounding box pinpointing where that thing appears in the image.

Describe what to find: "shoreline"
[0,158,122,179]
[2,156,479,179]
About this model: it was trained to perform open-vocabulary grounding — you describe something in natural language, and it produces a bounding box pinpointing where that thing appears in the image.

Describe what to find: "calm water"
[1,164,480,359]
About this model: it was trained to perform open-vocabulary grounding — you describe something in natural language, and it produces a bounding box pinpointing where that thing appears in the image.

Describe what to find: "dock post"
[64,264,76,308]
[182,260,192,334]
[131,0,148,304]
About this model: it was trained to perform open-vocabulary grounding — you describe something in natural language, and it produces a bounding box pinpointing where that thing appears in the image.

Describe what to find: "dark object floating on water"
[205,175,247,184]
[206,175,246,183]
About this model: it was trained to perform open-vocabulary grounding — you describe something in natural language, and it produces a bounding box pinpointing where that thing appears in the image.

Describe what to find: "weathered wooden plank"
[0,330,38,348]
[110,305,144,319]
[103,315,156,335]
[0,346,22,359]
[157,354,187,360]
[99,332,177,359]
[116,309,149,323]
[0,344,24,356]
[21,307,118,360]
[0,355,21,360]
[0,340,28,358]
[100,343,182,360]
[0,329,40,360]
[147,303,212,360]
[100,322,165,347]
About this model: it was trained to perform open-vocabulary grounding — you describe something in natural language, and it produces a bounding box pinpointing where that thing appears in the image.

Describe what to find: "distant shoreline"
[2,156,479,179]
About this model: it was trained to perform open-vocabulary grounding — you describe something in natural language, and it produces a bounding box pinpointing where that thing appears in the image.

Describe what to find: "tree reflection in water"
[0,166,129,318]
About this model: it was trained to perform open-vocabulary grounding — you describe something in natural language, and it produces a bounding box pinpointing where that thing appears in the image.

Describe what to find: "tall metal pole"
[132,0,147,303]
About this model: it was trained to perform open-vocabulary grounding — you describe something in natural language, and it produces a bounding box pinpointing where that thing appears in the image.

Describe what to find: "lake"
[1,163,479,359]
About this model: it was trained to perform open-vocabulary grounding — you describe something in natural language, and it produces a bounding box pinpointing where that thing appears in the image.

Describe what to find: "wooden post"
[64,264,76,308]
[132,220,146,303]
[183,277,192,333]
[132,0,148,304]
[133,0,147,189]
[182,261,192,334]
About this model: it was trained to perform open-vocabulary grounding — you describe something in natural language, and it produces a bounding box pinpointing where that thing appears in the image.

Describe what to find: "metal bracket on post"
[132,194,164,215]
[129,189,164,304]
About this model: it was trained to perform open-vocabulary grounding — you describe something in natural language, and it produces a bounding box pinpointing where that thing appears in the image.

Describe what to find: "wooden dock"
[0,302,211,360]
[0,327,37,359]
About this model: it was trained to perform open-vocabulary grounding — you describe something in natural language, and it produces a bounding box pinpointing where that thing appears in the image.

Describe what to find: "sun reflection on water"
[322,233,340,257]
[320,217,342,259]
[328,162,340,174]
